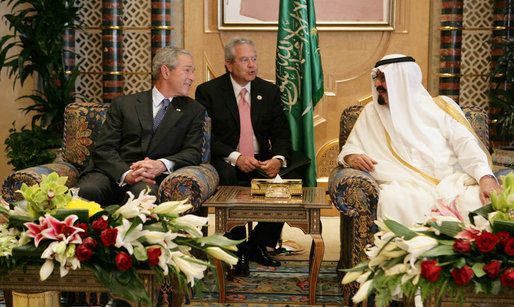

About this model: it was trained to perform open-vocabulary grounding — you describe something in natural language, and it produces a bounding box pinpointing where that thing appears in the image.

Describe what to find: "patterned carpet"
[189,260,345,306]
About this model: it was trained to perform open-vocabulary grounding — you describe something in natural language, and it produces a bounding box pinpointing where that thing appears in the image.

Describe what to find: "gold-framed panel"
[218,0,396,31]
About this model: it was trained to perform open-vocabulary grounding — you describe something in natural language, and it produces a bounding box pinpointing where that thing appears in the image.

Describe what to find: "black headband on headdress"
[374,56,415,68]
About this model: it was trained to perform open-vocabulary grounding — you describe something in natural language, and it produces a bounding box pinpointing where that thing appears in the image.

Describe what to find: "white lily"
[385,263,408,276]
[170,253,208,286]
[356,271,371,284]
[174,215,208,238]
[342,270,364,284]
[40,259,55,281]
[115,192,140,219]
[352,279,373,303]
[55,253,80,277]
[115,219,149,255]
[396,235,438,267]
[152,199,192,216]
[206,247,238,266]
[144,230,178,249]
[401,261,421,284]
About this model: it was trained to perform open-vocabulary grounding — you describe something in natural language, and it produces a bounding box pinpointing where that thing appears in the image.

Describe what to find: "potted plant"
[0,0,83,170]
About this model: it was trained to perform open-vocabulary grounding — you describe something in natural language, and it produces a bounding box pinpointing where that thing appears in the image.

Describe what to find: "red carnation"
[453,239,471,253]
[100,228,118,246]
[483,260,502,279]
[76,245,92,261]
[75,223,88,238]
[147,247,162,266]
[497,231,511,247]
[505,238,514,256]
[421,260,442,282]
[475,231,498,252]
[451,265,474,285]
[92,217,109,232]
[115,252,133,271]
[501,268,514,288]
[82,237,98,249]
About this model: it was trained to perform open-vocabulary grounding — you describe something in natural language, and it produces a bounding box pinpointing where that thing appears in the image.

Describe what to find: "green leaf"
[437,221,464,237]
[341,260,370,272]
[492,220,514,236]
[54,209,89,223]
[472,262,486,278]
[88,263,152,305]
[469,204,493,225]
[9,214,34,227]
[384,219,418,240]
[420,245,455,257]
[12,244,46,259]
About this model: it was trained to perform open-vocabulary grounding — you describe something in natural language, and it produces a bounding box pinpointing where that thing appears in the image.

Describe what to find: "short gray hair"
[224,37,256,63]
[152,46,193,80]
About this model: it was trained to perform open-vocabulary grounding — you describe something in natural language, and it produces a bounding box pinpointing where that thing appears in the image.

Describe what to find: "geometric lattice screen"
[71,0,173,103]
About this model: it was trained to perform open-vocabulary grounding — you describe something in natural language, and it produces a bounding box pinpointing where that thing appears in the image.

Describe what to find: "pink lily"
[429,197,465,222]
[25,214,83,247]
[25,215,51,247]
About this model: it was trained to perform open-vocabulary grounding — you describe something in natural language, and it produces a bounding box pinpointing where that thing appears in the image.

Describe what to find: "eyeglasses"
[238,56,257,64]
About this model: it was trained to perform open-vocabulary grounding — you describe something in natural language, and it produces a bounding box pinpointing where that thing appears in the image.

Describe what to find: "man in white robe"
[337,54,501,225]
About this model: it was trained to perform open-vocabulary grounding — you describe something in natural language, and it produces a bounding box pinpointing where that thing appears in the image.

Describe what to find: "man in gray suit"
[77,46,205,205]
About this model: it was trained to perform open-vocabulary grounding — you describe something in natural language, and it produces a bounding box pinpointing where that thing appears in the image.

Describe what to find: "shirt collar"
[229,74,251,98]
[152,86,174,108]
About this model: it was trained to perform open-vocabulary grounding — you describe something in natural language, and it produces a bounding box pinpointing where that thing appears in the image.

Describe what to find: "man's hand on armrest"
[344,154,377,173]
[478,175,502,205]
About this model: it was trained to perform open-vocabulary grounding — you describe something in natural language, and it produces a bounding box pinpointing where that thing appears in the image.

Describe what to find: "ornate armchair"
[2,102,219,215]
[328,104,513,302]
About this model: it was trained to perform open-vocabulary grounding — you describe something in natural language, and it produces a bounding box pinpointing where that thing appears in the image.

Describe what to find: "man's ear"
[225,60,232,73]
[160,65,169,79]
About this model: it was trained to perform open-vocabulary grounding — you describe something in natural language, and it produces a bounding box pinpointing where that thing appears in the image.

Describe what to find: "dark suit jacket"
[86,90,206,182]
[195,73,291,163]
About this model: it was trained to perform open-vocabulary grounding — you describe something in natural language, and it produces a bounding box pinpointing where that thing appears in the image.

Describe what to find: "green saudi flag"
[276,0,324,187]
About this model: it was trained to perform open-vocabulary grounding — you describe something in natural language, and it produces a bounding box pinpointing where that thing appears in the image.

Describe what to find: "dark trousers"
[211,156,304,248]
[76,170,163,205]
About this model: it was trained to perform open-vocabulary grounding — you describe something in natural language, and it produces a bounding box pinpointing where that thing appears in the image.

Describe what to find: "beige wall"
[186,0,431,159]
[0,0,432,183]
[0,2,33,182]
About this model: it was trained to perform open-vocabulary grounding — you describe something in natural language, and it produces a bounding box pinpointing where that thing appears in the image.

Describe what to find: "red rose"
[76,245,92,261]
[501,268,514,288]
[82,237,97,249]
[453,239,471,253]
[421,260,442,282]
[505,238,514,256]
[475,231,498,252]
[75,223,88,238]
[483,260,502,279]
[497,231,511,247]
[451,265,474,285]
[115,252,133,271]
[100,228,118,246]
[147,247,162,266]
[92,217,109,231]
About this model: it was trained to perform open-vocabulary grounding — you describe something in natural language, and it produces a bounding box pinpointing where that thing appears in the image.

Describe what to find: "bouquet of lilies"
[0,172,239,305]
[342,173,514,306]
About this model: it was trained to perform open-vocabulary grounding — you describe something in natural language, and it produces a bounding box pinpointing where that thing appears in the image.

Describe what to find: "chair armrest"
[328,165,379,217]
[158,163,219,214]
[2,162,79,203]
[495,168,514,181]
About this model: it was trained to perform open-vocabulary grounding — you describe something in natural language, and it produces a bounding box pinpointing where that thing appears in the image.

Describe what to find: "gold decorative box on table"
[250,179,303,198]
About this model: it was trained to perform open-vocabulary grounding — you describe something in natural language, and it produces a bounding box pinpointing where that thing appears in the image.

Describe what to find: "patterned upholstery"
[2,102,219,213]
[328,104,513,303]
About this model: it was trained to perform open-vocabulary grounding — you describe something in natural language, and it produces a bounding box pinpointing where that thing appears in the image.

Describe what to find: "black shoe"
[233,244,250,277]
[249,243,281,267]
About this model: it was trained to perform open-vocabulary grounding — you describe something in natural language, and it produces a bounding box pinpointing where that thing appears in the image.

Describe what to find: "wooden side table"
[0,268,184,307]
[204,186,332,305]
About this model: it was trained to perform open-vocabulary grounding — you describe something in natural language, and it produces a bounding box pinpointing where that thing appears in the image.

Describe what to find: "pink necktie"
[238,88,254,157]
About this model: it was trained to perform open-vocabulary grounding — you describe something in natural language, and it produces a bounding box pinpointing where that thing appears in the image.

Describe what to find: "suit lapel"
[136,91,154,153]
[222,74,241,126]
[147,96,185,154]
[250,78,263,127]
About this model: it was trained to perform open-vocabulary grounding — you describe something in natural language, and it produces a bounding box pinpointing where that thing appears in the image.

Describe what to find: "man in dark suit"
[195,37,293,276]
[77,46,205,205]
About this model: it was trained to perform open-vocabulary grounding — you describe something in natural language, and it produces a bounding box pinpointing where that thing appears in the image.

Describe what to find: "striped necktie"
[153,98,170,132]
